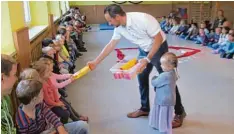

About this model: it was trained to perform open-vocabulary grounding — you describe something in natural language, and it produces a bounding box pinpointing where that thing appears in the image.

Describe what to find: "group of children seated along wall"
[160,16,234,59]
[15,7,90,133]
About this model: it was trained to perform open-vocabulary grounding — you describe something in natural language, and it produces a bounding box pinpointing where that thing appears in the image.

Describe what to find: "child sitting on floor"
[161,17,169,31]
[229,29,234,34]
[39,58,89,122]
[207,27,222,47]
[149,52,178,134]
[175,19,188,35]
[164,18,173,34]
[160,16,167,28]
[15,79,89,134]
[169,18,180,35]
[200,22,209,36]
[42,46,69,74]
[32,60,71,124]
[213,33,234,59]
[195,28,209,46]
[180,23,198,40]
[211,26,230,49]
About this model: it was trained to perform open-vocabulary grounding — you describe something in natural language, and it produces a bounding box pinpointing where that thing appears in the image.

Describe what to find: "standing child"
[149,52,178,134]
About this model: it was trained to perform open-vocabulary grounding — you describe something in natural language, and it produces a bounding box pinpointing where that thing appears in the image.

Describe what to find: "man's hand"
[87,60,98,70]
[136,58,148,74]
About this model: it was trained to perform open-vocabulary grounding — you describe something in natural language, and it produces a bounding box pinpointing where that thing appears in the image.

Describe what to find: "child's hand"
[57,101,65,107]
[70,75,75,82]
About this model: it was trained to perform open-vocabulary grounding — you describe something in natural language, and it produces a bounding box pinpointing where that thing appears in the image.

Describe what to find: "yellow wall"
[49,1,61,17]
[1,2,15,55]
[8,2,25,31]
[30,1,49,26]
[69,1,173,6]
[1,1,25,55]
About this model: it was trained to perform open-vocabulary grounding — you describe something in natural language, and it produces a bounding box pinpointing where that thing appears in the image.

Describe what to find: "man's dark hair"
[104,4,126,18]
[1,54,16,76]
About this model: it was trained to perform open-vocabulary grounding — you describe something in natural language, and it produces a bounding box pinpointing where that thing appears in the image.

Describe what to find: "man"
[1,54,18,134]
[88,4,186,128]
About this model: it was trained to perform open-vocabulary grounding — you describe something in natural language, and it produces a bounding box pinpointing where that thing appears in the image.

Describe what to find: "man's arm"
[146,32,163,60]
[94,39,120,64]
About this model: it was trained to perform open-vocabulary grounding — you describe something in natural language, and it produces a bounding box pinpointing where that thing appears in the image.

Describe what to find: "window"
[65,1,70,11]
[23,1,31,24]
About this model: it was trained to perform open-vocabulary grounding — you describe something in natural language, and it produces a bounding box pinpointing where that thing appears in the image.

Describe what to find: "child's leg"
[51,106,70,124]
[60,98,79,121]
[220,51,226,58]
[226,53,234,59]
[211,43,220,49]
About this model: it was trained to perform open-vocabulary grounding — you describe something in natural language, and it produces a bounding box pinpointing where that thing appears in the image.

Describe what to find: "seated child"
[213,33,234,59]
[160,16,167,28]
[180,23,198,40]
[211,26,230,49]
[200,22,209,36]
[149,52,178,134]
[169,18,180,35]
[15,79,89,134]
[207,27,221,47]
[195,28,209,46]
[32,60,70,124]
[42,46,69,74]
[175,19,188,35]
[39,58,89,122]
[164,18,173,34]
[229,29,234,34]
[161,17,169,31]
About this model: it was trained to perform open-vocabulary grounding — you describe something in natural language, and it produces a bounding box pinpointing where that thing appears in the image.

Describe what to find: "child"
[211,26,230,49]
[175,19,188,35]
[160,16,167,28]
[229,29,234,34]
[213,33,234,59]
[169,18,180,35]
[200,22,209,36]
[39,58,89,122]
[32,60,71,124]
[207,27,221,47]
[15,79,89,134]
[195,28,209,46]
[149,52,178,134]
[180,23,198,40]
[161,17,169,31]
[164,18,173,34]
[19,68,41,81]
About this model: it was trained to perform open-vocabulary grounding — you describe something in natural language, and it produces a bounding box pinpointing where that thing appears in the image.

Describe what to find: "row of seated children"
[160,16,234,59]
[15,59,89,133]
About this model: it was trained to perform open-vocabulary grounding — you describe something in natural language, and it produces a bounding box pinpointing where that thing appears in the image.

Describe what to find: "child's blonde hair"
[20,68,41,81]
[162,52,178,68]
[31,59,52,78]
